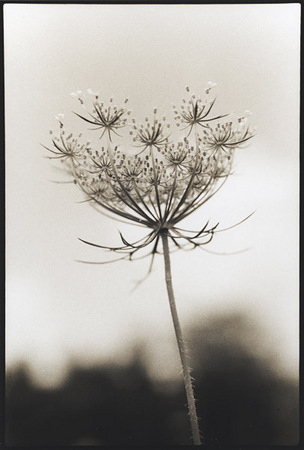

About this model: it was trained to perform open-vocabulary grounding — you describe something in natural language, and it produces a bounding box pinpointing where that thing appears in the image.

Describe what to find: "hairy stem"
[161,232,202,445]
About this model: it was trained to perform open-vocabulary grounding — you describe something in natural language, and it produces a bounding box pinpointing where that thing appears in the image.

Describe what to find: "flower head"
[173,84,228,136]
[43,131,86,163]
[45,86,254,271]
[201,117,254,155]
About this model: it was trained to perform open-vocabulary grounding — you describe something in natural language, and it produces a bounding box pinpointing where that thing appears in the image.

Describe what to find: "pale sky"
[5,4,300,388]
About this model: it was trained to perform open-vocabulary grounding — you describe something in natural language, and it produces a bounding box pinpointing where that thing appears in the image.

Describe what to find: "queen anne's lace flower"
[45,85,254,269]
[45,85,254,445]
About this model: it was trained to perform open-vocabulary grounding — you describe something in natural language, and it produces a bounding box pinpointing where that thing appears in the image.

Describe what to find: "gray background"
[5,4,299,388]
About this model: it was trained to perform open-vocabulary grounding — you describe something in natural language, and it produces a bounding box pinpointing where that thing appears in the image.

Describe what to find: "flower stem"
[161,232,202,445]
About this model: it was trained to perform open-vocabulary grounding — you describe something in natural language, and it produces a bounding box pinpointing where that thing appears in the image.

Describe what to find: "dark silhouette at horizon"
[6,312,299,446]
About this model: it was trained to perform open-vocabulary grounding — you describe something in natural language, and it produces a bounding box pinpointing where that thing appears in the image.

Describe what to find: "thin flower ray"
[43,146,71,159]
[198,246,251,256]
[76,198,94,203]
[74,111,105,127]
[46,155,68,160]
[172,221,214,239]
[165,146,202,223]
[78,229,158,252]
[106,147,157,223]
[75,255,129,265]
[76,167,154,225]
[93,104,110,126]
[168,234,182,249]
[79,182,150,224]
[119,230,152,249]
[118,229,161,251]
[219,134,254,148]
[105,179,152,221]
[173,228,215,248]
[76,241,159,267]
[163,169,179,219]
[214,211,256,233]
[49,179,75,184]
[170,225,217,243]
[85,191,151,226]
[169,177,214,224]
[41,143,64,156]
[132,182,159,221]
[171,173,229,224]
[104,127,123,141]
[167,173,212,224]
[149,149,163,220]
[89,202,148,227]
[198,113,230,124]
[174,222,210,234]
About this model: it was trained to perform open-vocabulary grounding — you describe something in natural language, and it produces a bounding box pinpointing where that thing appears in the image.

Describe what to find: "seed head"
[44,86,254,269]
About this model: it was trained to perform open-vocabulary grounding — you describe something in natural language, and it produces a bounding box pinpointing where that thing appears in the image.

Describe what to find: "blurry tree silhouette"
[188,312,299,446]
[6,311,298,446]
[6,356,189,446]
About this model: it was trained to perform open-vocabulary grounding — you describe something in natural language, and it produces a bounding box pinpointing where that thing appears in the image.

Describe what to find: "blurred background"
[5,312,299,446]
[5,4,299,446]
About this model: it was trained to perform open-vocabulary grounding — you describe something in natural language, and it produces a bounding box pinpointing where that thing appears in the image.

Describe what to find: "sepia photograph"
[4,3,300,447]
